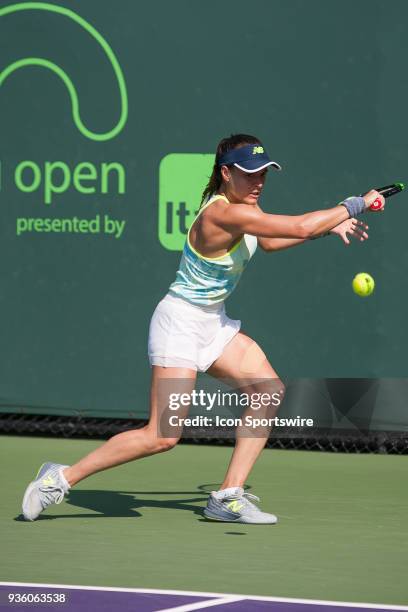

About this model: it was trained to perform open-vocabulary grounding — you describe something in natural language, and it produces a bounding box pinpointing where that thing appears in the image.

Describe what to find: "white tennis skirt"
[148,292,241,372]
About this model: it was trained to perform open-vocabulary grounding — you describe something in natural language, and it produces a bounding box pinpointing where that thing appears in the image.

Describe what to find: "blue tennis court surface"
[1,584,407,612]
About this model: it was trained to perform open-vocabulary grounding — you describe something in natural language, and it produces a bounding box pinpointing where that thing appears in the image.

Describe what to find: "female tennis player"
[21,134,384,524]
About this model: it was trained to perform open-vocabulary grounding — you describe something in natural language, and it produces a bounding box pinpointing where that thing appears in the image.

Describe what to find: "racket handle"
[360,182,405,211]
[376,183,405,198]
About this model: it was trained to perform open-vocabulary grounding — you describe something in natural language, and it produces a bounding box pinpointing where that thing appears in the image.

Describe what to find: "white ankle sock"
[214,486,243,500]
[58,468,71,491]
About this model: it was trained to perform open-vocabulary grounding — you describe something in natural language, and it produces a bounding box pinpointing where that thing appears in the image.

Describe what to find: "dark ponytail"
[200,133,262,206]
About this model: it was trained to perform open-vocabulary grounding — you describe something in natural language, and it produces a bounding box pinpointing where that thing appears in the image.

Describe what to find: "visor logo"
[252,146,264,155]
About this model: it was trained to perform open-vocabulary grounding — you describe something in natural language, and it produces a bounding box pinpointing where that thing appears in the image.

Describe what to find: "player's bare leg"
[203,331,284,523]
[22,366,196,520]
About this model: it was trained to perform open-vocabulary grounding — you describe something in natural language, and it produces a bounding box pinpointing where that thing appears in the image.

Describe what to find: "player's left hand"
[329,218,369,245]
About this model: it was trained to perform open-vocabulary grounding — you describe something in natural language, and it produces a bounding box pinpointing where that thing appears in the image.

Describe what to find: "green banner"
[1,0,407,422]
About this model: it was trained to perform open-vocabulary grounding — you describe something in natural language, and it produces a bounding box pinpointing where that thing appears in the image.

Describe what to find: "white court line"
[0,582,407,611]
[155,596,244,612]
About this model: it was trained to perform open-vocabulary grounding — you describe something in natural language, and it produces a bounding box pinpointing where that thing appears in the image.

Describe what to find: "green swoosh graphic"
[0,2,128,141]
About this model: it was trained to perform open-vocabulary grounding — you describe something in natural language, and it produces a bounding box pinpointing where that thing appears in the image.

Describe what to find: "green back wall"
[1,0,407,419]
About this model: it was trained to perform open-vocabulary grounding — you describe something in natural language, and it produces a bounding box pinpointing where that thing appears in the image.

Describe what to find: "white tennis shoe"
[204,487,278,524]
[22,462,70,521]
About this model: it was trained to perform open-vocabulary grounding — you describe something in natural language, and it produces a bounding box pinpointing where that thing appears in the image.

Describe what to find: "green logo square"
[158,153,215,251]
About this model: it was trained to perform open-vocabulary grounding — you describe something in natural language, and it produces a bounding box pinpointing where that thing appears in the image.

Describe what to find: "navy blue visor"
[217,144,282,173]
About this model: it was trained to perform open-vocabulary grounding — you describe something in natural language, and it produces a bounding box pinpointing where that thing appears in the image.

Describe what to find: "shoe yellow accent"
[226,500,244,513]
[42,475,55,486]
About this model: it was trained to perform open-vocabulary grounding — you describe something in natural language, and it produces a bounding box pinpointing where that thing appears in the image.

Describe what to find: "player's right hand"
[363,189,385,212]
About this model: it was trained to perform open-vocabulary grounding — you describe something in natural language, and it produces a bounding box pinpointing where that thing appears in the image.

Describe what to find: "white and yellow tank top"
[168,194,257,305]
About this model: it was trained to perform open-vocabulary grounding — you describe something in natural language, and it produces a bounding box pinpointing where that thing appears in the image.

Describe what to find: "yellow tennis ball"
[352,272,375,297]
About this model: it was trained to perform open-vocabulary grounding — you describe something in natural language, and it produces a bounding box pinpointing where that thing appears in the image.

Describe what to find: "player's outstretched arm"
[258,218,370,251]
[217,190,384,242]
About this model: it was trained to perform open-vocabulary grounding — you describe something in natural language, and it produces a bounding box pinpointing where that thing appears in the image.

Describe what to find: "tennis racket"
[361,182,405,211]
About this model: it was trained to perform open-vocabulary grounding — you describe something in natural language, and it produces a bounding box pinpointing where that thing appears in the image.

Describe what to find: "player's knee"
[154,437,179,453]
